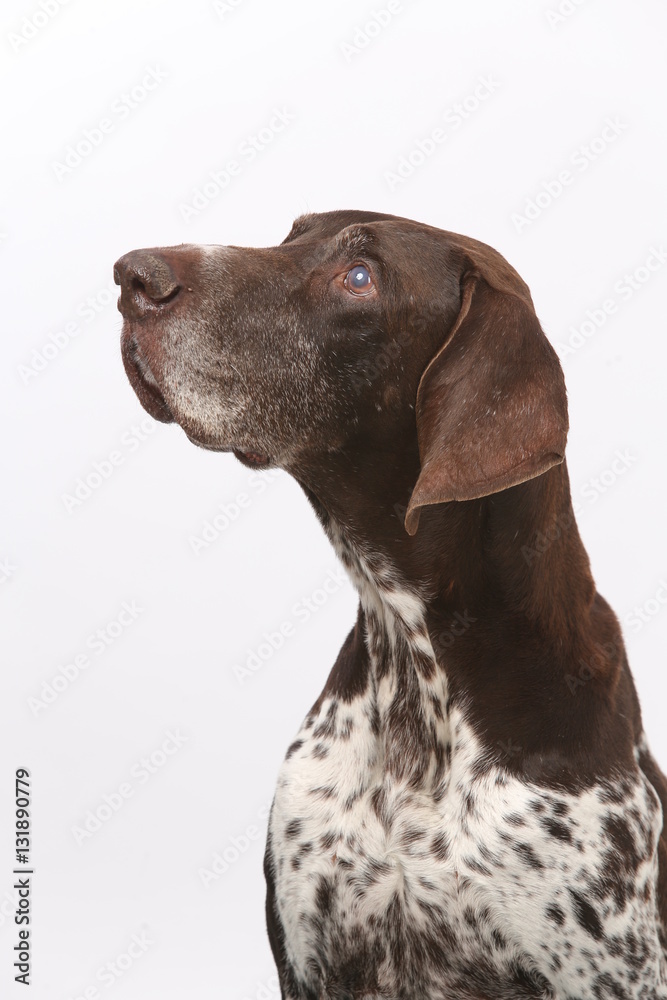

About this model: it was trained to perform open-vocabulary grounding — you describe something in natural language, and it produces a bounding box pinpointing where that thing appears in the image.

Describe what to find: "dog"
[115,210,667,999]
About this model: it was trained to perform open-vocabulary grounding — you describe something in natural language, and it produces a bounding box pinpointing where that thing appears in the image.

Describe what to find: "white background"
[1,0,666,997]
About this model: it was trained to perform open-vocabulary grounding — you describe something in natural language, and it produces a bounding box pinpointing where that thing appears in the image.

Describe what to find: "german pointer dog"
[115,211,667,999]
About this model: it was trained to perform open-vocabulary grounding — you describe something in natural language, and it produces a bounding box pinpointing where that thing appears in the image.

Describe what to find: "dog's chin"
[183,436,272,469]
[180,426,273,468]
[182,435,271,469]
[121,331,274,468]
[121,331,175,424]
[181,435,273,470]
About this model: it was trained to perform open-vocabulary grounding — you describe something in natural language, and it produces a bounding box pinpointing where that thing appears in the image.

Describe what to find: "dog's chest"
[267,533,665,996]
[268,692,666,998]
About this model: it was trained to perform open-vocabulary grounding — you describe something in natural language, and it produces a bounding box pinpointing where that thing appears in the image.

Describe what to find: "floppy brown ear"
[405,268,568,536]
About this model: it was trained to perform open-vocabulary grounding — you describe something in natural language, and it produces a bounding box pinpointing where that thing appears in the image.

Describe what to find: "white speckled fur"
[268,519,667,998]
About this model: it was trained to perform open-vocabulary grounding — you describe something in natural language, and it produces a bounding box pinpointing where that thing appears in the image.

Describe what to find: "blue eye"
[345,264,374,295]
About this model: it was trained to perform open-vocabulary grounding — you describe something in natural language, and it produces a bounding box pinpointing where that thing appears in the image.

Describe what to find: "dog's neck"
[296,453,633,783]
[298,452,596,642]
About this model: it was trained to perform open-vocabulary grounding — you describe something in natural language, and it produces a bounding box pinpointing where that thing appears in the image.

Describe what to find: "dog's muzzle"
[115,250,180,423]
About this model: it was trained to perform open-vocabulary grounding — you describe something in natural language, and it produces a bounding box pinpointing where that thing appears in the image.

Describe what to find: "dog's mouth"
[121,332,273,468]
[121,332,175,424]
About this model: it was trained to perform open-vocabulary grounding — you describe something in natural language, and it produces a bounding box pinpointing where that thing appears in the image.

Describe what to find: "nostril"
[162,285,181,304]
[131,273,181,306]
[115,251,182,314]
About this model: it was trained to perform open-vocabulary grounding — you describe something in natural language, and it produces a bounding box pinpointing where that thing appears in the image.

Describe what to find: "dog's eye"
[345,265,374,295]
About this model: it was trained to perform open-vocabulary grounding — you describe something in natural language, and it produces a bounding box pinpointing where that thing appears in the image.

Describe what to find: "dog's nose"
[114,250,181,318]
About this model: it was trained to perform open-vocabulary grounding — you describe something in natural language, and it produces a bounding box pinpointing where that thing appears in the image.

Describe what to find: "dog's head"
[115,211,567,533]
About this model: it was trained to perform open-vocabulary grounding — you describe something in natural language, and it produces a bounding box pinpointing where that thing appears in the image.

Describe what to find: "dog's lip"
[233,448,272,469]
[121,332,174,424]
[120,335,272,462]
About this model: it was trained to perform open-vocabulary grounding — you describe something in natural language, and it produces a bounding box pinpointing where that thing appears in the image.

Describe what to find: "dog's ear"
[405,264,568,536]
